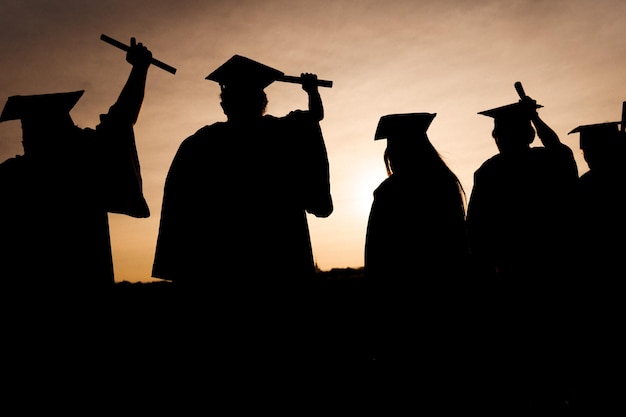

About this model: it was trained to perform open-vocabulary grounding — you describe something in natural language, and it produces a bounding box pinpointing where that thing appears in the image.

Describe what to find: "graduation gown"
[363,169,469,362]
[152,110,332,288]
[0,104,149,290]
[466,144,578,282]
[577,168,626,278]
[365,172,469,284]
[465,144,579,387]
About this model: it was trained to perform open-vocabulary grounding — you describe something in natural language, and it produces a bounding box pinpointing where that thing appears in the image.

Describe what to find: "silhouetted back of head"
[569,121,623,171]
[479,101,542,153]
[206,55,282,121]
[219,88,268,121]
[375,112,438,176]
[0,91,83,156]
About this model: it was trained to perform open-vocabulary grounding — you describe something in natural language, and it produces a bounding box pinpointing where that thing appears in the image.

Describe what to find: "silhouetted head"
[206,55,282,122]
[219,88,268,121]
[374,112,440,176]
[569,121,622,172]
[479,101,541,154]
[374,112,466,201]
[0,90,83,157]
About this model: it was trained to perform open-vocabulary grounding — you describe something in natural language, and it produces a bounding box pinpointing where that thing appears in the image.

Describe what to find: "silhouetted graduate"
[152,55,333,291]
[465,86,579,412]
[0,38,153,294]
[467,91,578,282]
[365,112,469,283]
[570,116,626,280]
[364,113,469,365]
[568,108,626,409]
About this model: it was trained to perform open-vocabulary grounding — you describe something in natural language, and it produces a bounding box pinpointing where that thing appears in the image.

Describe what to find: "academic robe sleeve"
[286,110,333,218]
[92,102,150,218]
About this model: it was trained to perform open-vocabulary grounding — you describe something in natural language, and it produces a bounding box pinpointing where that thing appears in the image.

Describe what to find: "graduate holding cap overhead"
[152,55,333,293]
[0,38,153,293]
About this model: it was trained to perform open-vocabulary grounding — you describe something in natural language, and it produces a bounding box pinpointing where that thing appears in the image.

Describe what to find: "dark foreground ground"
[108,269,623,414]
[112,268,373,361]
[3,268,622,413]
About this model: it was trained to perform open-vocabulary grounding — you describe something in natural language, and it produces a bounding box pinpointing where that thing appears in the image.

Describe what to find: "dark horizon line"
[116,266,366,285]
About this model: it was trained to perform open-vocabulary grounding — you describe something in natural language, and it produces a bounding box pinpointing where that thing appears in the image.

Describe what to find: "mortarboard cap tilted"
[0,90,84,123]
[478,101,543,122]
[206,55,284,91]
[374,113,436,141]
[568,121,621,149]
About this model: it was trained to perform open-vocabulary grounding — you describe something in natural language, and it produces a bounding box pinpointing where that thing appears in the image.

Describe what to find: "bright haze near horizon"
[1,0,625,283]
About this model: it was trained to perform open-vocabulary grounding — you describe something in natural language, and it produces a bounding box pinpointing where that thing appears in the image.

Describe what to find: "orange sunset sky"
[1,0,625,283]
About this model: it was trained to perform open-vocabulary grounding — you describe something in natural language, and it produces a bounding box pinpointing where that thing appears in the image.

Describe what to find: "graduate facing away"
[365,112,469,284]
[466,89,578,282]
[0,38,153,292]
[152,55,333,289]
[570,109,626,280]
[364,113,470,363]
[566,101,626,414]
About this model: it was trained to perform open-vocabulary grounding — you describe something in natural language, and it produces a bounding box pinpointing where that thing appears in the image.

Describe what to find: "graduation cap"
[568,101,626,148]
[374,113,436,141]
[568,121,621,149]
[0,90,84,123]
[478,101,543,122]
[206,55,282,91]
[206,54,333,91]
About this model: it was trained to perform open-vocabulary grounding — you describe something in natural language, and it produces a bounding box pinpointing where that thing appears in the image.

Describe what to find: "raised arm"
[97,38,153,218]
[521,95,561,148]
[111,37,153,125]
[522,96,578,181]
[532,113,562,148]
[301,73,324,122]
